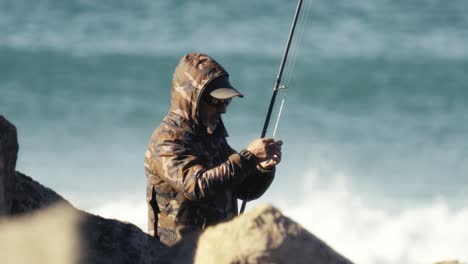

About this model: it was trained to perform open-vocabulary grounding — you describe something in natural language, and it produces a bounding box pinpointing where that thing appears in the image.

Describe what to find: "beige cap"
[207,76,244,99]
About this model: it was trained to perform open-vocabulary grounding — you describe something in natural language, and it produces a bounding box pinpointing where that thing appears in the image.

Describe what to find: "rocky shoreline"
[0,115,460,264]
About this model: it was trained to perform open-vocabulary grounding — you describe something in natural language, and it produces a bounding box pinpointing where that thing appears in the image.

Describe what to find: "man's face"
[199,96,231,134]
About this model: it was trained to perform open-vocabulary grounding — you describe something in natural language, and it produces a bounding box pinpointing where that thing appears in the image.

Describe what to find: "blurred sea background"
[1,0,467,263]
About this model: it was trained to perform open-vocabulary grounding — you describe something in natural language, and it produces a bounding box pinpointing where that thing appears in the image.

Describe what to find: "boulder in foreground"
[195,204,352,264]
[0,203,79,264]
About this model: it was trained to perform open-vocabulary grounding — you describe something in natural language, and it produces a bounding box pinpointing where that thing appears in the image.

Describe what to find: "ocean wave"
[1,0,467,59]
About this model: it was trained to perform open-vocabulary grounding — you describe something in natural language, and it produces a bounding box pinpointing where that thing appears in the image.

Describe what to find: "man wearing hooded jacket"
[144,53,282,246]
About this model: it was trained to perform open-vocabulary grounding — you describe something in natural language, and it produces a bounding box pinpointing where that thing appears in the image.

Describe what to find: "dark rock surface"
[77,209,166,264]
[11,171,72,215]
[0,116,18,216]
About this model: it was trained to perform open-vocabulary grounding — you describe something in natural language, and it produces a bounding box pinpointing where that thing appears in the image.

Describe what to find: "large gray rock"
[0,115,18,216]
[11,171,72,215]
[195,204,353,264]
[77,207,166,264]
[0,116,166,264]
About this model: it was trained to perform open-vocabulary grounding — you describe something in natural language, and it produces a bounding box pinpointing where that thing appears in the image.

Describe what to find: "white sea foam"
[87,194,148,232]
[275,166,468,264]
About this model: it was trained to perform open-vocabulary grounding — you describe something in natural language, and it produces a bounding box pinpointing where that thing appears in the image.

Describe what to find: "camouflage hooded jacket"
[144,53,275,246]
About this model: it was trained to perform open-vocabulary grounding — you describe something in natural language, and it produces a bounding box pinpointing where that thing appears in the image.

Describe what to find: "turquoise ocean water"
[1,0,468,263]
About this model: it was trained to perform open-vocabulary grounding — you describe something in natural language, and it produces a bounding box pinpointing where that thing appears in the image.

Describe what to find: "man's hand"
[246,138,283,170]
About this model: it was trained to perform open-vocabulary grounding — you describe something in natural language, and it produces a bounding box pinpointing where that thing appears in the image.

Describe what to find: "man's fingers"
[250,138,283,162]
[261,155,281,169]
[260,159,277,170]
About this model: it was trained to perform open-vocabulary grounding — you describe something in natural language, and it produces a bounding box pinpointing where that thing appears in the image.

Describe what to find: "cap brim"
[210,87,244,99]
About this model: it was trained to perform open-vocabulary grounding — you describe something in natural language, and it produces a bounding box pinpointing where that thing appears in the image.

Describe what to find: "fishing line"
[272,85,287,137]
[283,2,307,85]
[272,0,312,138]
[284,0,312,86]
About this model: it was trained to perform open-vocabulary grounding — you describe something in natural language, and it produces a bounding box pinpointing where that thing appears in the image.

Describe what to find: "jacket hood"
[169,53,229,133]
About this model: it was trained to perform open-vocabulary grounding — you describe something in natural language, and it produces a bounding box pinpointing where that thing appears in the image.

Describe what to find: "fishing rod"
[240,0,304,214]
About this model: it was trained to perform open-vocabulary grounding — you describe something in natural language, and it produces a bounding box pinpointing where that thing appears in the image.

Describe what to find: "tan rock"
[194,204,353,264]
[0,203,79,264]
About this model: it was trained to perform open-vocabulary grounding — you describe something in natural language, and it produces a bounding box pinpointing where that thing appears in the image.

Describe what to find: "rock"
[0,115,18,216]
[10,171,167,264]
[11,171,73,215]
[194,204,353,264]
[0,203,79,264]
[0,116,166,264]
[77,209,166,264]
[1,200,167,264]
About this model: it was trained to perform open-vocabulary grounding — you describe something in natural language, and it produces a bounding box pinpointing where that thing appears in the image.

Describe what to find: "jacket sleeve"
[223,146,276,202]
[234,164,275,201]
[149,136,258,201]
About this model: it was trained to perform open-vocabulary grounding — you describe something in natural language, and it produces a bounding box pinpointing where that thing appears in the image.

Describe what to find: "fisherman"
[144,53,282,246]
